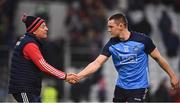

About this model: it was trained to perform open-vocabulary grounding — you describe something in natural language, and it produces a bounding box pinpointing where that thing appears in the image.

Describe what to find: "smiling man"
[8,15,78,102]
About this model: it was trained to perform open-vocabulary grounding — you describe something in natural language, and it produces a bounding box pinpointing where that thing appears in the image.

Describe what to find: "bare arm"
[77,55,109,80]
[150,48,179,89]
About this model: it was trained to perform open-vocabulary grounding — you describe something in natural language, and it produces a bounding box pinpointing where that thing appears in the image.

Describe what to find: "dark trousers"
[12,92,41,102]
[113,86,148,102]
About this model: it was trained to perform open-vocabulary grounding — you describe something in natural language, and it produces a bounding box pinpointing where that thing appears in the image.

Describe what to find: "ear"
[118,23,125,30]
[119,23,124,28]
[33,29,38,35]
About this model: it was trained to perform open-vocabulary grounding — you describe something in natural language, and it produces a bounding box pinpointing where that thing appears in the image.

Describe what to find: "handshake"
[65,73,80,84]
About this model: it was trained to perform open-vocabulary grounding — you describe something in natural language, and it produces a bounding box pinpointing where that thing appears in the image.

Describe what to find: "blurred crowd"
[0,0,180,102]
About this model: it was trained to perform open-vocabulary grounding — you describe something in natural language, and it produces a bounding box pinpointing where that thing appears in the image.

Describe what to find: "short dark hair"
[108,13,128,27]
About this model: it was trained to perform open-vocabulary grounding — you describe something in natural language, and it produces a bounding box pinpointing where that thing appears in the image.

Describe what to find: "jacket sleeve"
[23,42,66,80]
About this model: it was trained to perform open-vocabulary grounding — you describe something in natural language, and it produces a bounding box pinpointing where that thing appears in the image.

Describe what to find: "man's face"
[107,19,124,37]
[33,22,48,39]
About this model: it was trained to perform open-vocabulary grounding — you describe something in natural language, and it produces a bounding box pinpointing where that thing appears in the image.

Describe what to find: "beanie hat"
[21,14,45,33]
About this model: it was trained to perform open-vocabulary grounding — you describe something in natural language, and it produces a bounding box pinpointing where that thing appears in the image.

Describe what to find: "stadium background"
[0,0,180,102]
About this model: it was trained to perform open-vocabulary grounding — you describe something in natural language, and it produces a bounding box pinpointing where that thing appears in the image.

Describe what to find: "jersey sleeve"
[100,41,111,57]
[23,43,66,80]
[144,37,156,54]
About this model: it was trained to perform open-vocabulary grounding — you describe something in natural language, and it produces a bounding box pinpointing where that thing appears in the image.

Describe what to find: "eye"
[41,25,46,29]
[108,26,113,28]
[40,23,47,28]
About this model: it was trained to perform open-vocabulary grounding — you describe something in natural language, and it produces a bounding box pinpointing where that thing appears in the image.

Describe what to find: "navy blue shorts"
[113,86,148,102]
[12,92,41,102]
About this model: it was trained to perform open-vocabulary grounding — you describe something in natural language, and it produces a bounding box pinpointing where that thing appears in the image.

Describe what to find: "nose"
[108,28,110,32]
[45,26,48,31]
[108,28,111,32]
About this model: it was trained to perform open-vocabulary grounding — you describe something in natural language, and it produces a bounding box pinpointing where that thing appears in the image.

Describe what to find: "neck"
[118,29,131,41]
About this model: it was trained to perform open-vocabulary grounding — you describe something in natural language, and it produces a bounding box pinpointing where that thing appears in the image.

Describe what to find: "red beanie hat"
[21,14,45,33]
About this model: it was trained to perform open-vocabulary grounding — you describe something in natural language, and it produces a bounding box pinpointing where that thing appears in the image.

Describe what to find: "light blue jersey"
[101,32,156,89]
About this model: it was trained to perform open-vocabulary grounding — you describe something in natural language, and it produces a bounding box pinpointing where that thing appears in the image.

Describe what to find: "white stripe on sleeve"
[39,59,65,79]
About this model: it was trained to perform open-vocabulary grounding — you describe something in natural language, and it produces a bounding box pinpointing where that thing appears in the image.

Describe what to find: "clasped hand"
[65,73,79,84]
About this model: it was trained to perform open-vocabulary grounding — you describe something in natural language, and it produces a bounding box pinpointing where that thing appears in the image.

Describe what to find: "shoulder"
[130,31,152,43]
[106,37,121,46]
[132,31,150,39]
[22,33,41,46]
[21,33,35,43]
[25,42,39,49]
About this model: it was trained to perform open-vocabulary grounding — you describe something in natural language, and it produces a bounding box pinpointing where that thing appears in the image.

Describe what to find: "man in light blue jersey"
[67,13,179,102]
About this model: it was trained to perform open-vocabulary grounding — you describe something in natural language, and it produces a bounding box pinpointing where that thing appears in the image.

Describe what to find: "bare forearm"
[156,57,176,78]
[77,61,101,80]
[150,48,179,89]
